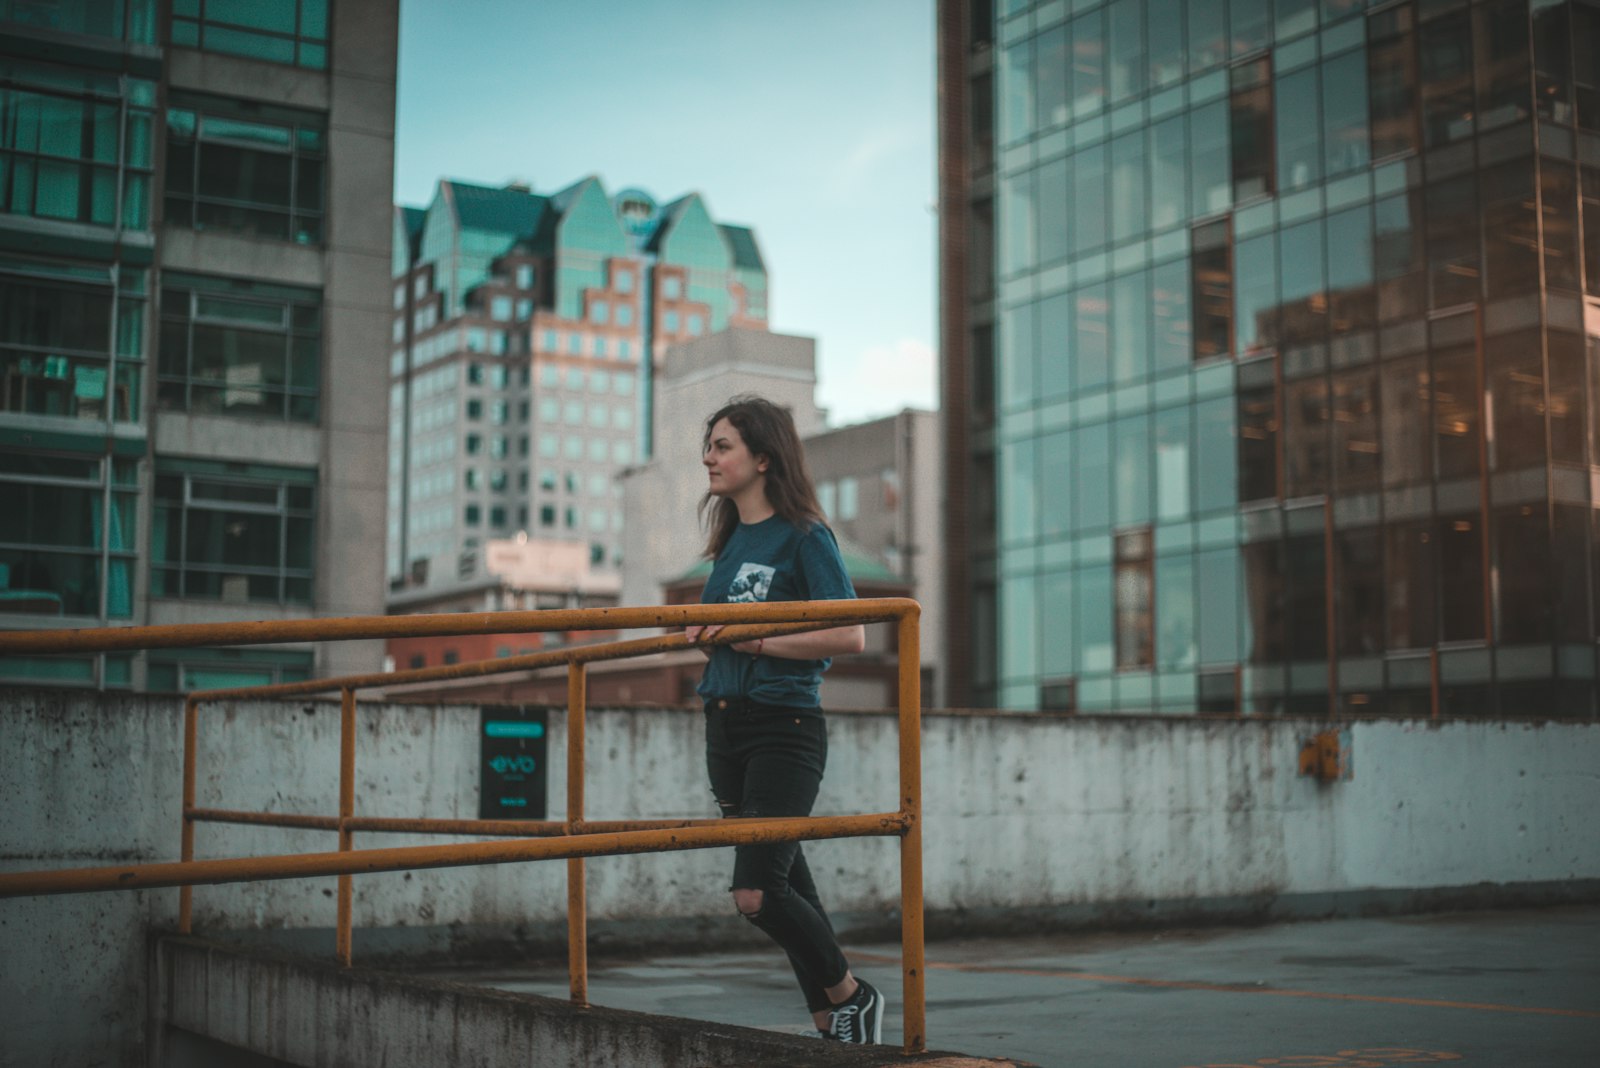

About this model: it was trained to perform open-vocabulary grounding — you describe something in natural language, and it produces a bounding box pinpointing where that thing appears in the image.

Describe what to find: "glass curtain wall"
[991,0,1598,716]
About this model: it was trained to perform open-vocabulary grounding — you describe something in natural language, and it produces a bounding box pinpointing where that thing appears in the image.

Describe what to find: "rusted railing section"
[0,598,928,1052]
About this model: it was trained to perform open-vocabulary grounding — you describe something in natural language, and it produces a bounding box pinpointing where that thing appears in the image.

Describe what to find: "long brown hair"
[699,395,826,558]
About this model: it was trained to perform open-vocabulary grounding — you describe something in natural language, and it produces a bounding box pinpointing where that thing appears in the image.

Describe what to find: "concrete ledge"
[197,878,1600,968]
[153,935,1021,1068]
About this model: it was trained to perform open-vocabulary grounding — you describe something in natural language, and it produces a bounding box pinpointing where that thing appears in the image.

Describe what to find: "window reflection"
[1038,292,1073,400]
[1474,0,1531,131]
[1075,420,1112,533]
[1230,0,1270,58]
[1002,170,1036,276]
[1037,156,1071,266]
[1188,0,1228,72]
[1001,303,1035,408]
[1155,405,1192,521]
[1278,219,1326,344]
[1149,0,1186,88]
[1157,552,1198,670]
[1420,11,1474,147]
[1111,270,1150,384]
[1330,367,1380,494]
[1276,65,1321,191]
[1540,161,1579,292]
[1075,283,1110,391]
[1479,161,1539,299]
[1113,413,1151,526]
[1532,0,1572,124]
[1001,38,1034,144]
[1150,113,1189,232]
[1385,519,1435,650]
[1545,331,1587,465]
[1430,343,1481,481]
[1110,130,1148,244]
[1285,525,1328,661]
[1437,513,1485,641]
[1107,0,1146,104]
[1072,142,1107,255]
[1196,546,1240,663]
[1231,58,1275,201]
[1326,205,1375,333]
[1190,100,1232,217]
[1322,50,1370,177]
[1071,8,1107,119]
[1584,169,1600,299]
[1485,330,1545,472]
[1283,373,1330,498]
[1368,5,1419,158]
[1243,538,1286,663]
[1194,396,1237,513]
[1191,221,1233,359]
[1335,528,1383,656]
[1237,357,1279,502]
[1035,25,1071,130]
[1151,257,1191,374]
[1425,176,1479,309]
[1374,191,1425,320]
[1380,354,1430,488]
[1494,503,1551,644]
[1115,529,1154,670]
[1235,231,1279,355]
[1039,430,1073,539]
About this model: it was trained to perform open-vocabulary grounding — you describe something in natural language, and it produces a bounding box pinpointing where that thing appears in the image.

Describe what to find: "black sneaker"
[828,978,885,1045]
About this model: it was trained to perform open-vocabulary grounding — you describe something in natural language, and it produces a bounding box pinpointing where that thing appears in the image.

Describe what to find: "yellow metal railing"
[0,598,928,1052]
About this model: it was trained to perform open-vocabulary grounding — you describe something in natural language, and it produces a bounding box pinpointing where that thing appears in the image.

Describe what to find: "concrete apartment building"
[387,179,769,608]
[0,0,397,689]
[939,0,1600,715]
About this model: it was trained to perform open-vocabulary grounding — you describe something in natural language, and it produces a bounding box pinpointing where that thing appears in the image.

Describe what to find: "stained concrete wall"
[3,687,1598,1066]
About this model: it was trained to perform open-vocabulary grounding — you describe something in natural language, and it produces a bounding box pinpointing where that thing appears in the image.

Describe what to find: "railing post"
[336,687,356,967]
[178,696,198,933]
[566,660,588,1006]
[896,609,926,1053]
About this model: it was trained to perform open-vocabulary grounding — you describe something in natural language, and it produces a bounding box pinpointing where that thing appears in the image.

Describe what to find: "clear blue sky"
[395,0,937,428]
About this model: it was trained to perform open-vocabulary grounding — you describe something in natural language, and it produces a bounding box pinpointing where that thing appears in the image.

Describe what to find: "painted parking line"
[849,952,1600,1020]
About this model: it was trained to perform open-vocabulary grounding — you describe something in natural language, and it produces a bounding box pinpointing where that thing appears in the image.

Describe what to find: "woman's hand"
[685,624,724,659]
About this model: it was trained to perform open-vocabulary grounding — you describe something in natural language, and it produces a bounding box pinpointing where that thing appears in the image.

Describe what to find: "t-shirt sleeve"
[796,523,856,601]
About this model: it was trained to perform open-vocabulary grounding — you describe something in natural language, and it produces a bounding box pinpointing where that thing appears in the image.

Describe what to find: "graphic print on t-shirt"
[726,562,775,603]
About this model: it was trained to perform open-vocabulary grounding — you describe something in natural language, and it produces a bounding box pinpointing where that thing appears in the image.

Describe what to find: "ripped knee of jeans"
[713,795,740,818]
[731,887,764,919]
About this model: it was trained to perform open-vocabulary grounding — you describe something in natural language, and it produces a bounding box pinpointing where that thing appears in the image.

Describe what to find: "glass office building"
[940,0,1599,715]
[0,0,398,689]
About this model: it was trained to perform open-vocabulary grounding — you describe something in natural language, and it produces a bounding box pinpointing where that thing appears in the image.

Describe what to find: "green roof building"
[389,176,769,592]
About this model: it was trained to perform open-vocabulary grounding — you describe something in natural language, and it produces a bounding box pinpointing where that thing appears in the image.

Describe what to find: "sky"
[394,0,938,428]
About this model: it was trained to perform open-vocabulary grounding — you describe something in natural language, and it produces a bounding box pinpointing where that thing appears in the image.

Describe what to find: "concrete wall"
[4,687,1598,1065]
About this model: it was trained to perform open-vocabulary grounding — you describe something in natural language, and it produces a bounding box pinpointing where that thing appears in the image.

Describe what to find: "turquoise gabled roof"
[719,224,764,271]
[445,180,548,238]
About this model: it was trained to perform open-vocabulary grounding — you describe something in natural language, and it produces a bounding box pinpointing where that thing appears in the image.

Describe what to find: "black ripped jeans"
[704,698,849,1014]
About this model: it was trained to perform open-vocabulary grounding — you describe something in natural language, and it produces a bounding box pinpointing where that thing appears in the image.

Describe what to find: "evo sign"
[479,706,548,820]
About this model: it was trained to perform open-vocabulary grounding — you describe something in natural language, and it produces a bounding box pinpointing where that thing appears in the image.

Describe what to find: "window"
[464,504,481,526]
[614,270,633,293]
[0,451,137,619]
[590,300,609,324]
[1191,221,1232,360]
[1,59,155,229]
[1,259,147,423]
[171,0,330,70]
[1230,59,1275,201]
[145,647,311,691]
[1420,10,1474,147]
[663,310,680,333]
[686,313,703,335]
[838,477,860,520]
[515,264,535,290]
[165,96,325,243]
[158,274,321,422]
[1115,529,1154,671]
[491,296,512,321]
[818,480,836,517]
[661,275,682,300]
[152,459,314,605]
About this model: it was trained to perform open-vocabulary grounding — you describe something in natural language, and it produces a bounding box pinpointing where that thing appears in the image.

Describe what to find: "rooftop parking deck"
[444,904,1600,1067]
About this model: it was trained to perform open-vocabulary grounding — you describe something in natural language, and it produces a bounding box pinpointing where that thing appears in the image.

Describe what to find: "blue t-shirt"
[696,514,857,708]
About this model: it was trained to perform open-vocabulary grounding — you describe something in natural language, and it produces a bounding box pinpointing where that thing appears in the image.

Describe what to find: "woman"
[684,395,886,1044]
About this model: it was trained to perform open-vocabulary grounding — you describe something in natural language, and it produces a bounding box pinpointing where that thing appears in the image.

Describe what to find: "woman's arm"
[685,623,866,659]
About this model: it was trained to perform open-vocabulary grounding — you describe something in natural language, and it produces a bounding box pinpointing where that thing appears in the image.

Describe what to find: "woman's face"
[703,417,766,499]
